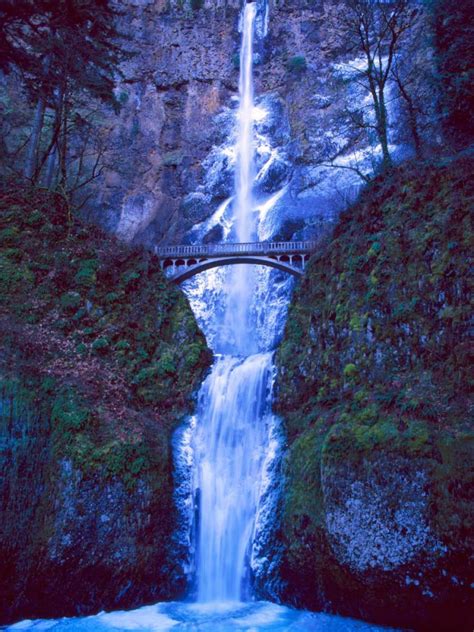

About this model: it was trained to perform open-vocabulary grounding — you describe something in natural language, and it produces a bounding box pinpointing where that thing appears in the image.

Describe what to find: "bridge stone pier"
[154,241,317,283]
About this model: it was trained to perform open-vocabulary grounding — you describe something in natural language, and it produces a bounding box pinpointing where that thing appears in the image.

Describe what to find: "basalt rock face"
[86,0,440,247]
[88,0,242,245]
[0,189,211,624]
[267,159,474,631]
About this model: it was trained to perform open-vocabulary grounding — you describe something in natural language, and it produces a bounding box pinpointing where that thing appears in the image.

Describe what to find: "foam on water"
[6,601,398,631]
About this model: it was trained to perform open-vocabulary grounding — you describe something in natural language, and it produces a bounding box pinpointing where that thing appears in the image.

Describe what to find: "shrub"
[91,337,110,355]
[231,52,240,69]
[287,55,307,73]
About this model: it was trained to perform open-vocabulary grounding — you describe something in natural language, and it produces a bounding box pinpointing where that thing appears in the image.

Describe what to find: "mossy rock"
[60,291,82,312]
[274,158,473,629]
[74,259,99,288]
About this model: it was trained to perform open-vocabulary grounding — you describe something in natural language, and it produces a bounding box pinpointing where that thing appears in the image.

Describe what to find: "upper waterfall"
[235,0,256,244]
[220,0,258,356]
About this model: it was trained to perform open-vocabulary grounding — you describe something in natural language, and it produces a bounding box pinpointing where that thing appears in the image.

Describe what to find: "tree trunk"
[394,74,423,159]
[36,86,64,185]
[58,85,68,188]
[45,145,57,189]
[24,97,45,181]
[378,87,392,169]
[407,103,423,160]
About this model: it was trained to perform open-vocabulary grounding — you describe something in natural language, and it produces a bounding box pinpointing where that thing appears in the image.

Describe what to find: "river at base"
[6,600,398,631]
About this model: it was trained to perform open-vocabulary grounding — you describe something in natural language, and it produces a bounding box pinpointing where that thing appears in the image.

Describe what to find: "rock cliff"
[0,188,211,624]
[265,157,473,631]
[83,0,440,247]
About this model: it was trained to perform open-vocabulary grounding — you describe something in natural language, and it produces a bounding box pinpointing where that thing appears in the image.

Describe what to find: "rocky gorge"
[0,0,473,630]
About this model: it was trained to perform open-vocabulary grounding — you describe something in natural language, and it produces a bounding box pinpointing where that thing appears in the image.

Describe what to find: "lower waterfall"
[194,353,275,602]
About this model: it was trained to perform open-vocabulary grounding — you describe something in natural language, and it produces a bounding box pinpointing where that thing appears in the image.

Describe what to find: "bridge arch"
[170,255,304,284]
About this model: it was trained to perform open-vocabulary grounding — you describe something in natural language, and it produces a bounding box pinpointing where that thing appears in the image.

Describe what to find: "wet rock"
[203,223,224,244]
[256,156,291,193]
[181,192,213,226]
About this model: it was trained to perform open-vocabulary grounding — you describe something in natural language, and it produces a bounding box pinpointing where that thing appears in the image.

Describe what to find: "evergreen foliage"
[0,0,131,186]
[0,0,126,106]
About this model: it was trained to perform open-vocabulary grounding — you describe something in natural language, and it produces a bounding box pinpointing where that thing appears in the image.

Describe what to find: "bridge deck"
[154,240,317,260]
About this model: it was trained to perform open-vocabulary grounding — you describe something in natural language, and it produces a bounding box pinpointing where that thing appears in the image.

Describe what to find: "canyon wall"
[84,0,439,247]
[264,157,473,631]
[0,189,211,624]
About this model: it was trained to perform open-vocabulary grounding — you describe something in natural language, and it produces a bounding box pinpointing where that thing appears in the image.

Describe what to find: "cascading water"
[221,0,258,356]
[191,1,277,602]
[194,353,274,602]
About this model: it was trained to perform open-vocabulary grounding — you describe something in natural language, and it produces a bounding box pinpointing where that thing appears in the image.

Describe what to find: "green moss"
[60,291,82,312]
[120,269,140,288]
[25,209,45,227]
[74,259,99,288]
[156,352,177,376]
[0,225,20,244]
[114,339,131,352]
[91,337,110,355]
[184,341,207,369]
[287,55,307,73]
[51,389,90,437]
[276,158,473,581]
[0,256,33,300]
[343,363,358,378]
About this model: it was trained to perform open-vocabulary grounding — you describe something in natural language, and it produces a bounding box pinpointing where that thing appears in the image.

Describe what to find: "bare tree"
[339,0,418,170]
[388,5,442,160]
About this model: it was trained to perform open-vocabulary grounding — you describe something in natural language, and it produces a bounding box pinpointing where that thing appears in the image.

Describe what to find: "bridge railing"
[154,240,317,259]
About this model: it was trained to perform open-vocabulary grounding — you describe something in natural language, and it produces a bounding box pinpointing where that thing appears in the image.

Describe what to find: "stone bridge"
[154,240,317,283]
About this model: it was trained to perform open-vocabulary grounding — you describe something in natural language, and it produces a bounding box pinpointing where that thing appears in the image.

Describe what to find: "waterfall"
[221,0,258,356]
[189,1,278,603]
[194,353,274,602]
[235,0,256,244]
